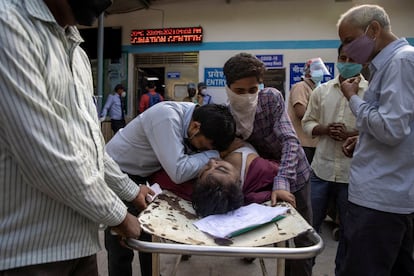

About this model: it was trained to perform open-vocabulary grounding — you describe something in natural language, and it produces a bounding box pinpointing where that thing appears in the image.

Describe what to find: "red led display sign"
[130,27,203,45]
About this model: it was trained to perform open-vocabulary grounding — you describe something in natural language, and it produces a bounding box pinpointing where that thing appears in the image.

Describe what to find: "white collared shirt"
[302,75,368,183]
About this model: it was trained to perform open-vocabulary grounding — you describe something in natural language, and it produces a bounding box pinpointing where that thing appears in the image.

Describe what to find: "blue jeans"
[310,172,348,274]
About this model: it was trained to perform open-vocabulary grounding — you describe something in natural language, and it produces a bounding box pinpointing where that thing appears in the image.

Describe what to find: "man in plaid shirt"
[223,53,313,276]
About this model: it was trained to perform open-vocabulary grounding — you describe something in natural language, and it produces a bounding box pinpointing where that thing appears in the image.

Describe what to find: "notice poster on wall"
[289,62,335,89]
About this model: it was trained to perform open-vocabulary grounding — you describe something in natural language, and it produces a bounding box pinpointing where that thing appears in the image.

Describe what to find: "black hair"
[197,82,207,90]
[191,104,235,152]
[114,84,125,91]
[147,81,156,89]
[192,174,244,217]
[223,53,266,87]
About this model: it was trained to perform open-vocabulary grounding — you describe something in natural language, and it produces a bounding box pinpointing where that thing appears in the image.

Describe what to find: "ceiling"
[105,0,323,14]
[106,0,201,14]
[106,0,352,14]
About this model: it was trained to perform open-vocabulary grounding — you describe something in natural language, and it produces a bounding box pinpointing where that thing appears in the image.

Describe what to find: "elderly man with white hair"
[337,4,414,276]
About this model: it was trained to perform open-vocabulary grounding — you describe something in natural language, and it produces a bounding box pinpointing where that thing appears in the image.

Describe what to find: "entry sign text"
[204,68,226,87]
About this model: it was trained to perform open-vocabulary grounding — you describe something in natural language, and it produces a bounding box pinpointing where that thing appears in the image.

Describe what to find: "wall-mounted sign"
[289,62,335,89]
[256,54,284,68]
[204,68,226,87]
[167,72,181,79]
[130,27,203,45]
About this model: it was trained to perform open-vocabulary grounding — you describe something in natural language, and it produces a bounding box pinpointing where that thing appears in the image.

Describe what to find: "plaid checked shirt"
[246,87,311,193]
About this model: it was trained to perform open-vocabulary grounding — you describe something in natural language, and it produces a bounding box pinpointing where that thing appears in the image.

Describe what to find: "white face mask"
[225,86,258,139]
[121,91,127,98]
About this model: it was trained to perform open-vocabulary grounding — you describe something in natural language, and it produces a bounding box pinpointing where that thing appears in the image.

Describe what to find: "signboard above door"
[130,27,203,45]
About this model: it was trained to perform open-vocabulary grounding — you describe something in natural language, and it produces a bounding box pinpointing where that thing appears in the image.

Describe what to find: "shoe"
[181,254,192,261]
[332,227,340,241]
[242,257,256,263]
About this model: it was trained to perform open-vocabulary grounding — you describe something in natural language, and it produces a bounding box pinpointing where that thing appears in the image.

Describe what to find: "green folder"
[226,215,286,238]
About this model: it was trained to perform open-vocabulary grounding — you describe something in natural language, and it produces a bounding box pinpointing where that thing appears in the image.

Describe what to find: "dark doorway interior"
[136,67,165,115]
[263,69,286,99]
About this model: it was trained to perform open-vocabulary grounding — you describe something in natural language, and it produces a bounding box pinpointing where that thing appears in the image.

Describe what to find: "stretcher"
[127,191,324,276]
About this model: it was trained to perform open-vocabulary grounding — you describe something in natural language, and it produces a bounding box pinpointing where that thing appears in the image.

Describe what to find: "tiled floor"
[97,219,338,276]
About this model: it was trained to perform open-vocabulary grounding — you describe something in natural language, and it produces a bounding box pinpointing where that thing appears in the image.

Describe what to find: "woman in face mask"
[222,52,313,276]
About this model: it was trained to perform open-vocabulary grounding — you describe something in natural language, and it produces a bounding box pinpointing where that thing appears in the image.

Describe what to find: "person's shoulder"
[0,0,22,18]
[259,87,284,101]
[290,81,306,90]
[144,101,194,124]
[148,101,193,112]
[140,92,150,99]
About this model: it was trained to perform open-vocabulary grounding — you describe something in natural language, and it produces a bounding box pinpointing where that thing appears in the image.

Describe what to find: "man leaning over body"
[104,102,236,276]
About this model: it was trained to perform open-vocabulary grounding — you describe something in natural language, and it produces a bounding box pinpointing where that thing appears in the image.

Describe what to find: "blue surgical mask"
[311,69,324,85]
[258,83,265,91]
[336,62,363,79]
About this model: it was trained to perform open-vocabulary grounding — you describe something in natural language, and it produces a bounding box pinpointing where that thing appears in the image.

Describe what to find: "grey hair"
[337,4,391,31]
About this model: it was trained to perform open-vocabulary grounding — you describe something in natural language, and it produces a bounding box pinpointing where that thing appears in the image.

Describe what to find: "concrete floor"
[97,219,338,276]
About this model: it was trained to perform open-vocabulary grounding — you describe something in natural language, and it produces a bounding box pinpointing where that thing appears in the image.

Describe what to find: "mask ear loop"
[188,129,200,141]
[364,23,376,41]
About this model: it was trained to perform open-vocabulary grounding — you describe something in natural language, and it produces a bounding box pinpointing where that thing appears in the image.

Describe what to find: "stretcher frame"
[126,191,324,276]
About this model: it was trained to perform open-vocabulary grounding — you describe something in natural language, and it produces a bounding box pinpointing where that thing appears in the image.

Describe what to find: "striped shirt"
[0,0,138,270]
[246,88,311,193]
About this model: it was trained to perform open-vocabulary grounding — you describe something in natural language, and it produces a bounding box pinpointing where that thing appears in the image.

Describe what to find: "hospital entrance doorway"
[263,68,286,99]
[133,52,199,116]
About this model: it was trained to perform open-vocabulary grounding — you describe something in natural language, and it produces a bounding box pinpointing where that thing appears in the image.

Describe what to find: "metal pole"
[97,14,104,114]
[126,229,324,259]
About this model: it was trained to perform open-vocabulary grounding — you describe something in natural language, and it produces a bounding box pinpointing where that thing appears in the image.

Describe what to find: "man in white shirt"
[105,102,236,276]
[302,45,368,274]
[0,0,151,275]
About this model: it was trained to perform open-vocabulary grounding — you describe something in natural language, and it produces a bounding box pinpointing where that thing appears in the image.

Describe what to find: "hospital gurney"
[127,190,324,276]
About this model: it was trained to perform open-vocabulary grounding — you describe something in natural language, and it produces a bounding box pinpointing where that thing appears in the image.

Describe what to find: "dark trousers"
[0,255,98,276]
[104,174,153,276]
[338,202,414,276]
[111,119,126,134]
[285,181,314,276]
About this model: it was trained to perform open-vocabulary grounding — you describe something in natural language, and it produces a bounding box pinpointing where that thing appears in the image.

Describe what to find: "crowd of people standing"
[0,1,413,276]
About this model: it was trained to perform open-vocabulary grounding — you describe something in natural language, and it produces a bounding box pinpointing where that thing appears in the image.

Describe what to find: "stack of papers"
[193,203,289,238]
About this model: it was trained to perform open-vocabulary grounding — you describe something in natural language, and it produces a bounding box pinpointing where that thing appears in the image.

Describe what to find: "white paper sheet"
[146,183,163,202]
[193,203,289,238]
